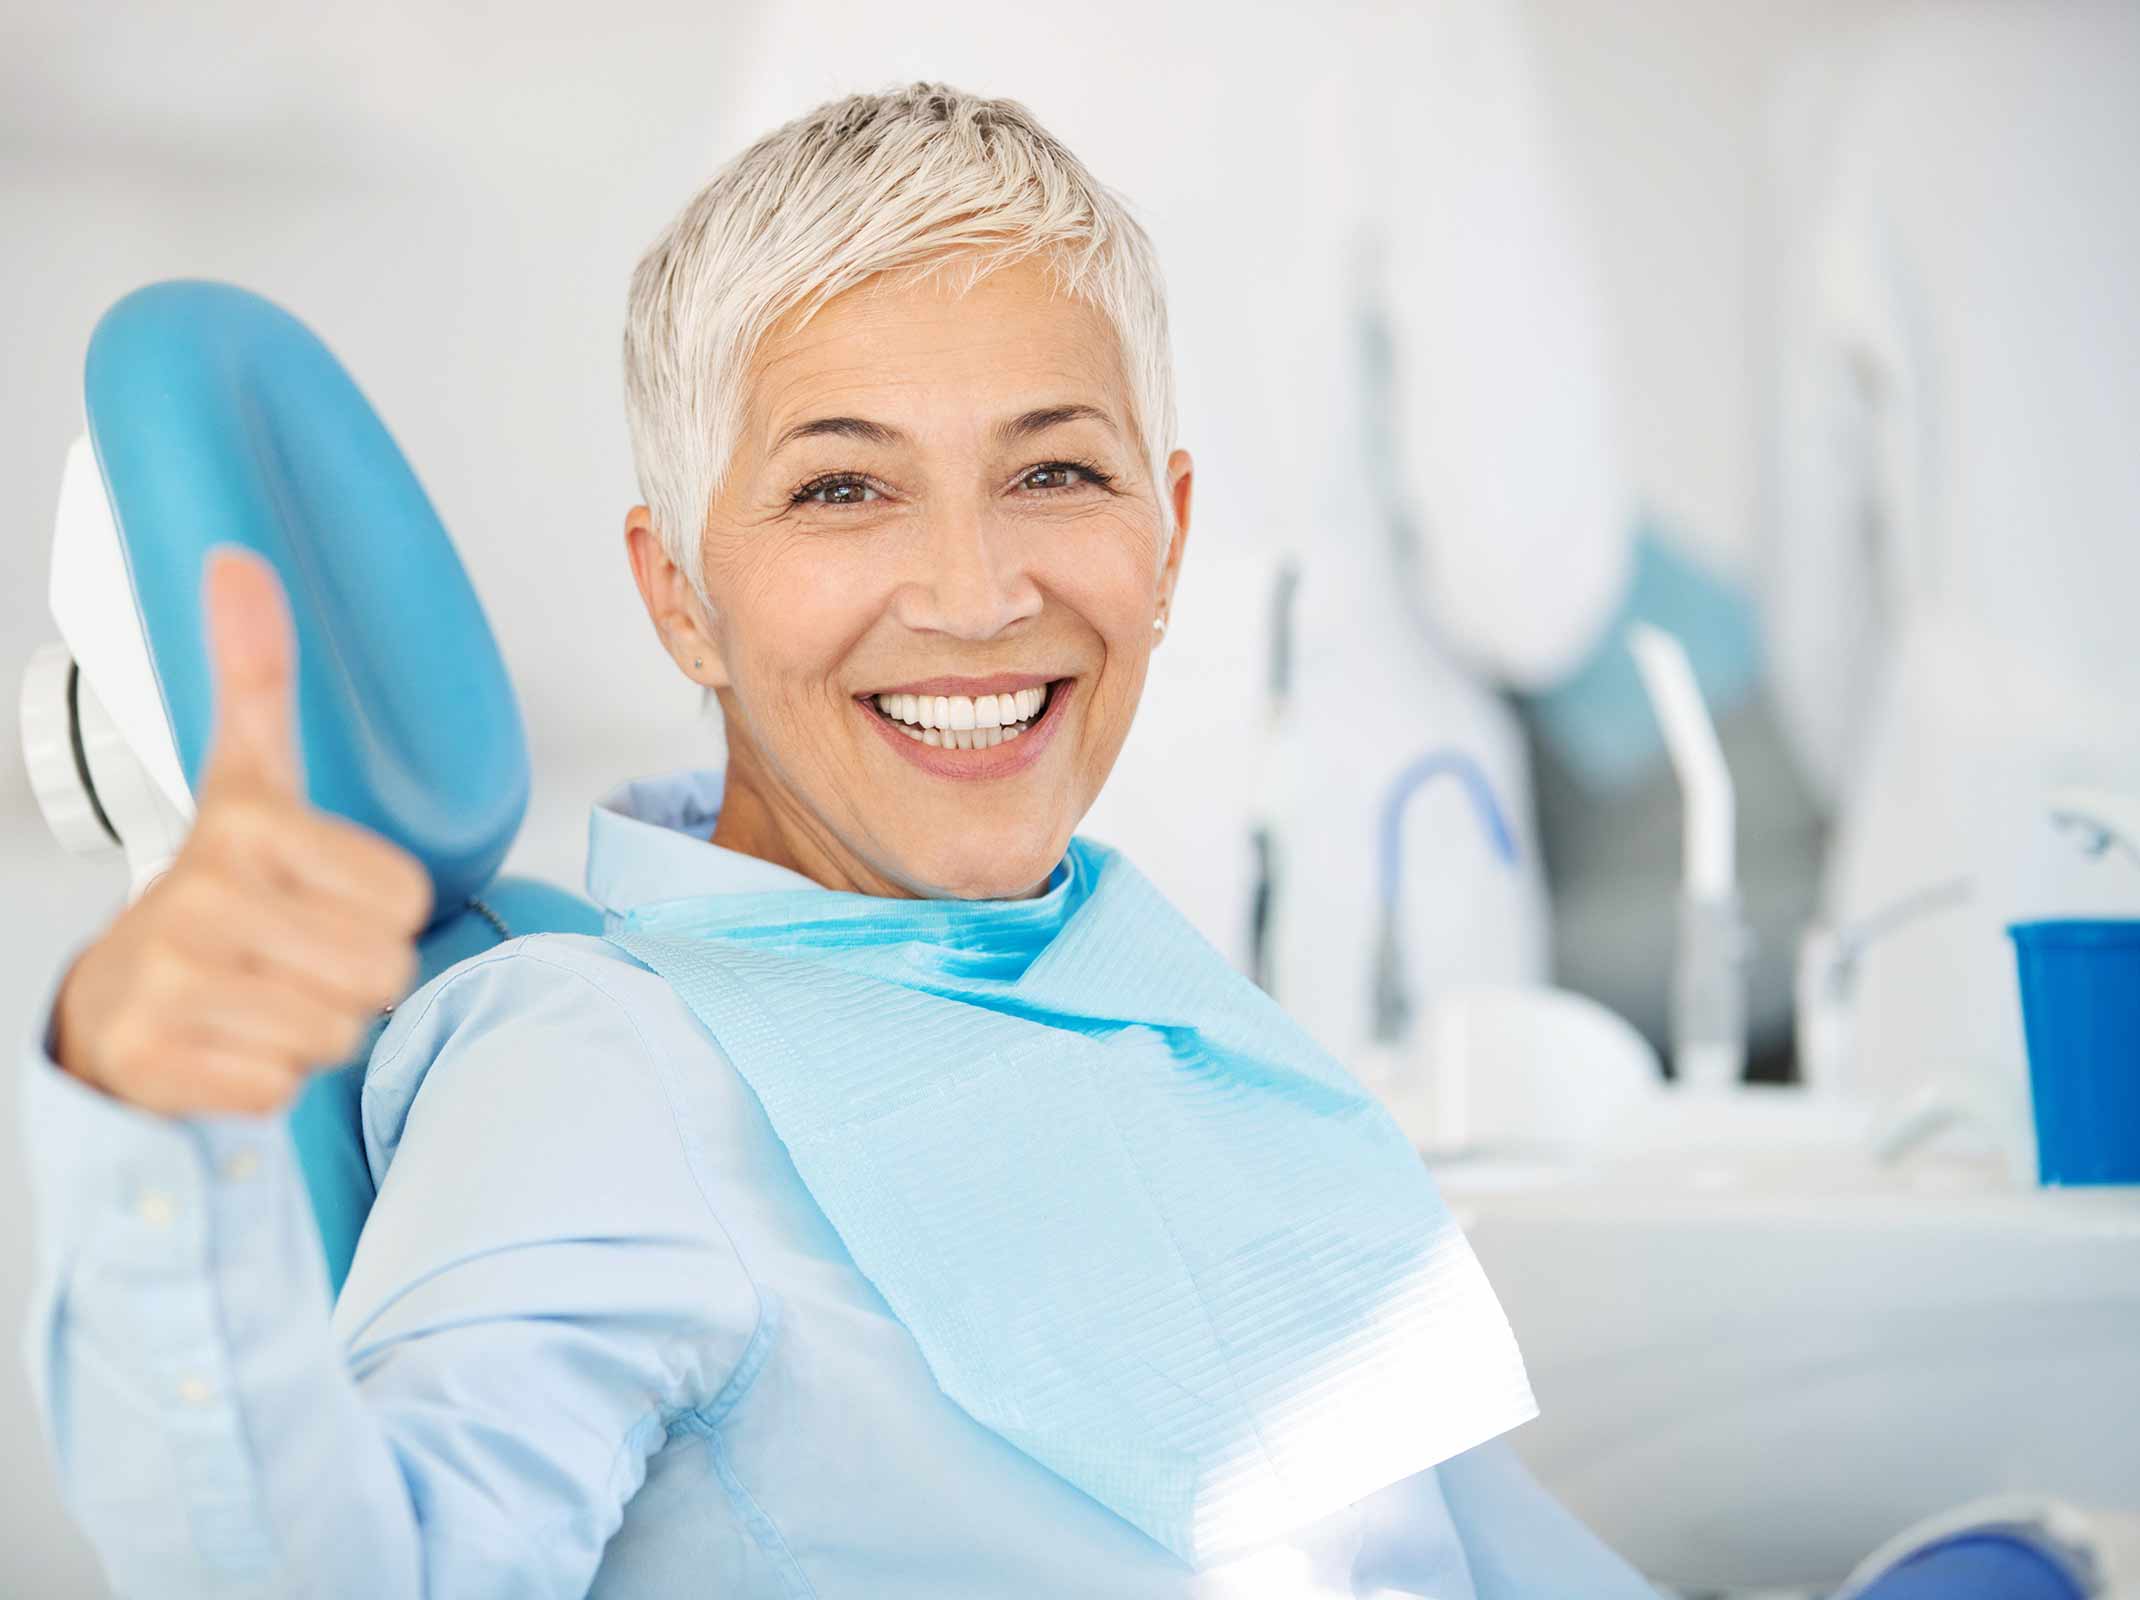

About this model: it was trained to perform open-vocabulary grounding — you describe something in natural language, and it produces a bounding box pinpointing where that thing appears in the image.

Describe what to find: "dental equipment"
[1371,749,1521,1047]
[1628,622,1750,1090]
[1357,749,1521,1149]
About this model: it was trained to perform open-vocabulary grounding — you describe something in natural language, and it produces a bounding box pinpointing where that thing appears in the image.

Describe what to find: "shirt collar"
[587,767,823,915]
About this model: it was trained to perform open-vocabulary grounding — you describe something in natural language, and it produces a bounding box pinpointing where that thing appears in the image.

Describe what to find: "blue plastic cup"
[2008,920,2140,1186]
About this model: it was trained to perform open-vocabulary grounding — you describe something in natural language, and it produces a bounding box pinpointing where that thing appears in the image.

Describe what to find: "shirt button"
[220,1150,261,1182]
[176,1375,216,1406]
[137,1190,178,1228]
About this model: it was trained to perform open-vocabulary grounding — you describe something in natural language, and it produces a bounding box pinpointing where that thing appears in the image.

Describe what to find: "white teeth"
[871,681,1055,743]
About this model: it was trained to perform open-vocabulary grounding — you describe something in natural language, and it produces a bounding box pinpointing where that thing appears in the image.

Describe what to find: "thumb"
[199,545,304,798]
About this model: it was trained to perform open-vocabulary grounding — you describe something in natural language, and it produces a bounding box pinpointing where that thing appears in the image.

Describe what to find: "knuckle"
[134,938,192,1006]
[159,868,227,933]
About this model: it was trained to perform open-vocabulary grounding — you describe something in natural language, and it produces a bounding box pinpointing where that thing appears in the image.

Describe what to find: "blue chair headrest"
[85,279,527,916]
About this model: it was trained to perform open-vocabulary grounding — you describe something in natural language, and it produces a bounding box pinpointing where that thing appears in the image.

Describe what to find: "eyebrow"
[995,402,1118,444]
[769,402,1119,457]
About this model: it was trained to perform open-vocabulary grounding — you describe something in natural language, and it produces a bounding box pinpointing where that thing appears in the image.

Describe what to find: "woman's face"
[627,254,1192,900]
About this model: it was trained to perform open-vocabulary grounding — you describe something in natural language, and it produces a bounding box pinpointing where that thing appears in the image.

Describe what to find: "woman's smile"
[857,673,1076,780]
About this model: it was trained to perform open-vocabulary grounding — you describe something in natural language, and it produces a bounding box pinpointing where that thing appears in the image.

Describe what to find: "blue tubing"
[1376,748,1519,909]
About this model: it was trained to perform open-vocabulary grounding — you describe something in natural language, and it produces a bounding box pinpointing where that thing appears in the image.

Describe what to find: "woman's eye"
[793,475,878,507]
[1021,462,1112,494]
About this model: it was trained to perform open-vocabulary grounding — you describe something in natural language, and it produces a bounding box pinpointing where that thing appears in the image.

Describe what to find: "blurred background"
[7,1,2137,1593]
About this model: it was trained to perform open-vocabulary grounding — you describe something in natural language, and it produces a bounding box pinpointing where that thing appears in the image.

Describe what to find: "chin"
[898,831,1068,901]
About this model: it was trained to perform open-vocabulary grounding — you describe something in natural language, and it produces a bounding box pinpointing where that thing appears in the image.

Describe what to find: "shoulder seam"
[367,935,551,1082]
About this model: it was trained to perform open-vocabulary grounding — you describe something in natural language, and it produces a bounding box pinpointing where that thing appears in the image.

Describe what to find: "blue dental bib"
[605,837,1534,1569]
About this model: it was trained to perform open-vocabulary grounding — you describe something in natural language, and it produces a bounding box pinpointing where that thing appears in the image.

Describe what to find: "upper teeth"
[873,687,1047,732]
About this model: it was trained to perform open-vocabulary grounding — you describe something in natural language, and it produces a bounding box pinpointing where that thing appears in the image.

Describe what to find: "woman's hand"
[49,547,435,1115]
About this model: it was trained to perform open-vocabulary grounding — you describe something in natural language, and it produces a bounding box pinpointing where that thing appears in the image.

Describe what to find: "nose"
[895,502,1043,642]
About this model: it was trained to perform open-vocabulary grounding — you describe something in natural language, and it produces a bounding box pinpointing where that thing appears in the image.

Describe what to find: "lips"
[858,676,1075,779]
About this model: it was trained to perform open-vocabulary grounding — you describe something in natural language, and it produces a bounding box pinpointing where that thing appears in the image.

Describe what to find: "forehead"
[743,255,1132,446]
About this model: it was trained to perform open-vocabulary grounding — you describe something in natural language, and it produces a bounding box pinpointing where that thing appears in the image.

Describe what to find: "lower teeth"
[898,718,1032,749]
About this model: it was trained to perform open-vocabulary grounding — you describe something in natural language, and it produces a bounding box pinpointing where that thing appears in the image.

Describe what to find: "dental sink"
[1430,1090,2140,1594]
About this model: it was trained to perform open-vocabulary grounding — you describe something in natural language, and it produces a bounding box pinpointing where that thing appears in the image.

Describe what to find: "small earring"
[693,657,703,668]
[1152,615,1167,636]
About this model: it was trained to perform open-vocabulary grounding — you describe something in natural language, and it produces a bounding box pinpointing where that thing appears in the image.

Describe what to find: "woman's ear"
[1155,448,1194,635]
[625,506,731,689]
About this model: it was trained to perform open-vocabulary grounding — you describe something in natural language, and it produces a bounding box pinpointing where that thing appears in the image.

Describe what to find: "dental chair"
[17,279,602,1297]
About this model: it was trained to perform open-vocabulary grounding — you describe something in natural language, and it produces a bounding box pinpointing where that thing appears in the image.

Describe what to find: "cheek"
[1042,516,1162,642]
[1038,527,1160,751]
[722,541,883,716]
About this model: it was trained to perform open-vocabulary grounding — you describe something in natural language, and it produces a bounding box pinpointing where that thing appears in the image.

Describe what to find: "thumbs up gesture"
[50,547,434,1114]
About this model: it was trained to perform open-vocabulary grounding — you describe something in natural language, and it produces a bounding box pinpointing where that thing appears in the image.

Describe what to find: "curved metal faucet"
[1370,749,1520,1044]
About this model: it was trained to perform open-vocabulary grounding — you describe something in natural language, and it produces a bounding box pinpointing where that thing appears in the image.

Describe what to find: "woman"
[24,85,1656,1597]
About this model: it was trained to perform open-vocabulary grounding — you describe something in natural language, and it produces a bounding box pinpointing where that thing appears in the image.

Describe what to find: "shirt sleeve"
[19,933,763,1600]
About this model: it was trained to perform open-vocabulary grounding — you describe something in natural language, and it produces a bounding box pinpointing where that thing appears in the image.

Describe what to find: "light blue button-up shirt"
[18,768,1657,1599]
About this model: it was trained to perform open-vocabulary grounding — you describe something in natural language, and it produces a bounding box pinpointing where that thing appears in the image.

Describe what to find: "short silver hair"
[623,82,1179,603]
